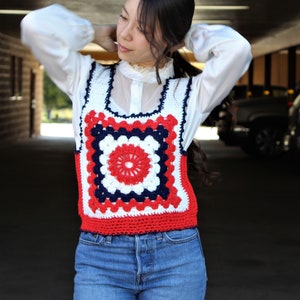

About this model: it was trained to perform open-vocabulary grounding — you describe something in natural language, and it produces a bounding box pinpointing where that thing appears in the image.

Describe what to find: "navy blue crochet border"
[91,124,170,203]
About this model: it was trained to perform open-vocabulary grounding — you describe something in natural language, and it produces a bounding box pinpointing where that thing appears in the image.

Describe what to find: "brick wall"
[0,32,43,143]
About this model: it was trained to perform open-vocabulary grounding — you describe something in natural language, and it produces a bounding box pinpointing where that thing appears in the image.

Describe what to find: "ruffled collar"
[118,59,174,83]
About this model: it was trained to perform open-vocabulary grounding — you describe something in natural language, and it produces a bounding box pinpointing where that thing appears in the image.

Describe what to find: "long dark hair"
[137,0,218,187]
[137,0,201,83]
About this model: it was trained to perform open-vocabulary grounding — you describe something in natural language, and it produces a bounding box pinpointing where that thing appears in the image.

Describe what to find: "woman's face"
[117,0,159,67]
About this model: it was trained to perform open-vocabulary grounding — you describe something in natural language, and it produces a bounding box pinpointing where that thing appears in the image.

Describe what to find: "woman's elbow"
[20,12,39,45]
[238,38,253,64]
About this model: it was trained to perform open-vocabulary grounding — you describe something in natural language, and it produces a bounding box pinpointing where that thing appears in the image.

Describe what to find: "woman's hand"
[92,24,117,52]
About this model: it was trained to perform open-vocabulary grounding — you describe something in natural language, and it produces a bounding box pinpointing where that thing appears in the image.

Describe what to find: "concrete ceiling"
[1,0,300,57]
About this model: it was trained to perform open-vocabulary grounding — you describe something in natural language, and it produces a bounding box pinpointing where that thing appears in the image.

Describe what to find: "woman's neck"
[119,59,174,84]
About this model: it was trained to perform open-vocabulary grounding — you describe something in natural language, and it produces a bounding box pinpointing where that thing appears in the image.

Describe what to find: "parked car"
[283,93,300,154]
[216,85,293,159]
[229,84,287,99]
[205,84,287,126]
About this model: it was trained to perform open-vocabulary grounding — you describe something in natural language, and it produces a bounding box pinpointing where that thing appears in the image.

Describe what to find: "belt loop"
[105,236,112,244]
[156,232,163,241]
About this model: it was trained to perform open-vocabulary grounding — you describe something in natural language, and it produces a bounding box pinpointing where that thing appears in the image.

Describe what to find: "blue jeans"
[74,228,207,300]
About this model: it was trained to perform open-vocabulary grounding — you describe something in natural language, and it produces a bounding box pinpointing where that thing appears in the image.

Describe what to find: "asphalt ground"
[0,136,299,300]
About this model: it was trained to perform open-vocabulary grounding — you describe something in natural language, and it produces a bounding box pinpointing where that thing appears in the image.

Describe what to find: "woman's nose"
[120,24,134,41]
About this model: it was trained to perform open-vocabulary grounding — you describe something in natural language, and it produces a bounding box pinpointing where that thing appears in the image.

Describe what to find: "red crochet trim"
[77,155,198,235]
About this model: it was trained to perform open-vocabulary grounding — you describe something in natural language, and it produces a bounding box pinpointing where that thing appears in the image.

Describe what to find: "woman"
[21,0,252,299]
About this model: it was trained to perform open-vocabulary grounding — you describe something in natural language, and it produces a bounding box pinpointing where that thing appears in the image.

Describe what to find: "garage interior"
[0,1,300,299]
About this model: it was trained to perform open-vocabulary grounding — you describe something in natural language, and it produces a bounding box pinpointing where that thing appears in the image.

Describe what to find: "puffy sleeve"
[182,24,252,148]
[20,3,95,98]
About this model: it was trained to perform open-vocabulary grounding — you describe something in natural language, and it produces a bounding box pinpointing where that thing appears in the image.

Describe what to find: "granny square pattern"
[84,110,181,215]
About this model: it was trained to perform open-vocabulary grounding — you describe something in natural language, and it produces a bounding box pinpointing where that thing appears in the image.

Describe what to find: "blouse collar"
[118,59,174,84]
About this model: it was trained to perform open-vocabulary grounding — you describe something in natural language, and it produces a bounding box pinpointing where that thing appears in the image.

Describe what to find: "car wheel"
[242,125,285,159]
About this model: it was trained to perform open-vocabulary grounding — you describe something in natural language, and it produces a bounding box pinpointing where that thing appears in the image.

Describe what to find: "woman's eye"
[119,14,127,21]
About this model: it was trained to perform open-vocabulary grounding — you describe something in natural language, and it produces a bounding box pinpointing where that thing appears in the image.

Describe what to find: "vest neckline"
[104,64,171,118]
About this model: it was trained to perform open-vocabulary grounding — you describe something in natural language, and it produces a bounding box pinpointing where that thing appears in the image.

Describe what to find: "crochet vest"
[75,62,198,235]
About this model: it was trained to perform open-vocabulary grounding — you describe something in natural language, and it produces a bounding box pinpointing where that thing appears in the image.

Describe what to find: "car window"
[271,88,288,97]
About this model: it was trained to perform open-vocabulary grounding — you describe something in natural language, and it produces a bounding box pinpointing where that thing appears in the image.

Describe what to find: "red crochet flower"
[108,144,150,185]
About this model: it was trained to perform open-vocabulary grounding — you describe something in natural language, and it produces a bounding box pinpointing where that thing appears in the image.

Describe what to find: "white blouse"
[21,3,252,150]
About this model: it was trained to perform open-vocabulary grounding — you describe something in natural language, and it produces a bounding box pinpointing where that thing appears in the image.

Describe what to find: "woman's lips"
[118,43,130,53]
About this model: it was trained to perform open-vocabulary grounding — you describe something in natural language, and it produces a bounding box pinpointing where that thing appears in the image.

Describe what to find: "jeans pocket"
[163,227,199,244]
[79,231,106,246]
